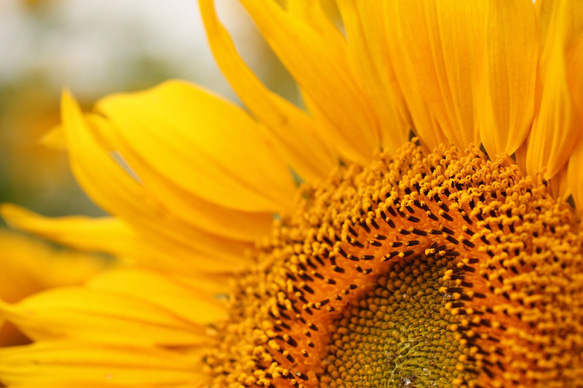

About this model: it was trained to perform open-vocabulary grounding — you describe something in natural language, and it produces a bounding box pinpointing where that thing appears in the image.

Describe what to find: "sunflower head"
[1,0,583,388]
[204,142,583,387]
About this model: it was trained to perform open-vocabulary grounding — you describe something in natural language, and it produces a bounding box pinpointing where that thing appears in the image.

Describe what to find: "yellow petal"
[61,91,255,273]
[475,0,537,157]
[526,0,583,178]
[385,0,487,150]
[549,163,569,200]
[2,204,139,258]
[336,0,410,154]
[96,81,296,213]
[167,271,232,296]
[238,0,380,162]
[0,229,105,304]
[569,35,583,112]
[536,0,583,56]
[565,35,583,210]
[382,2,444,150]
[536,0,552,53]
[0,229,106,347]
[37,115,262,243]
[1,287,208,346]
[1,204,248,276]
[286,0,346,61]
[88,267,226,325]
[89,113,273,243]
[199,0,338,182]
[567,135,583,214]
[0,341,204,387]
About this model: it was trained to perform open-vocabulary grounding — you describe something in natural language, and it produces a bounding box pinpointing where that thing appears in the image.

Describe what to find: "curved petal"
[567,135,583,214]
[383,1,445,150]
[0,288,208,346]
[536,0,583,56]
[96,81,297,213]
[526,0,583,179]
[475,0,537,158]
[1,205,248,276]
[385,0,488,150]
[61,92,254,274]
[87,267,226,325]
[0,341,205,387]
[199,0,338,182]
[566,35,583,210]
[336,0,411,154]
[2,205,140,259]
[90,113,274,243]
[0,230,106,347]
[0,229,105,304]
[238,0,381,162]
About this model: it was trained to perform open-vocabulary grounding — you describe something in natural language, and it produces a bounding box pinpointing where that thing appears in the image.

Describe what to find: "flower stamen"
[205,141,583,387]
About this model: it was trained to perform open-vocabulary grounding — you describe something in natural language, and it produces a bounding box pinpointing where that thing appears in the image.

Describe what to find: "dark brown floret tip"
[204,142,583,388]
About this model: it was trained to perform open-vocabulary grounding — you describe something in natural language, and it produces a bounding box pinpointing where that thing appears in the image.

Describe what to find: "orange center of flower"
[204,141,583,387]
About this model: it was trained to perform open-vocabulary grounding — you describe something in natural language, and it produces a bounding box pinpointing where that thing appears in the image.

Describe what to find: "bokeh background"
[0,0,299,221]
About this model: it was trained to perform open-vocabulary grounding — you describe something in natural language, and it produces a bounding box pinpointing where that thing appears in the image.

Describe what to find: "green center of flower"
[204,141,583,388]
[322,251,472,387]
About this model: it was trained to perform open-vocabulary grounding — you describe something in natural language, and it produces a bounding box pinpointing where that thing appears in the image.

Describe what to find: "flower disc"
[204,142,583,388]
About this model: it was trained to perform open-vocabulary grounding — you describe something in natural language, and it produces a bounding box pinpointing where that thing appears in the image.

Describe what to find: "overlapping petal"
[89,110,274,243]
[0,287,209,346]
[237,0,380,162]
[385,0,537,159]
[0,257,229,347]
[87,267,226,325]
[2,205,141,259]
[96,81,297,213]
[0,230,106,347]
[0,229,105,304]
[475,0,537,157]
[60,92,256,274]
[527,0,583,179]
[0,341,204,387]
[1,199,247,277]
[385,0,487,150]
[566,34,583,210]
[336,0,410,154]
[200,0,337,182]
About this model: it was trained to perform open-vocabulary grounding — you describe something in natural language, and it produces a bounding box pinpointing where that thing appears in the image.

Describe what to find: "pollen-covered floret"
[204,141,583,388]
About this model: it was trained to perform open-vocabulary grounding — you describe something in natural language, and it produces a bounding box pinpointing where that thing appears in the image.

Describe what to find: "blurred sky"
[0,0,278,99]
[0,0,296,220]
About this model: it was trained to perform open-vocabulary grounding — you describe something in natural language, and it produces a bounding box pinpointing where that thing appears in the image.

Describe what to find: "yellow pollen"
[204,142,583,387]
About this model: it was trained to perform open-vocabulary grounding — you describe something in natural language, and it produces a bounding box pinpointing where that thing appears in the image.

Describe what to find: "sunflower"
[2,0,583,387]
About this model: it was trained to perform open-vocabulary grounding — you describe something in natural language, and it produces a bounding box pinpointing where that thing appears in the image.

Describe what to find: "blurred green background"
[0,0,299,221]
